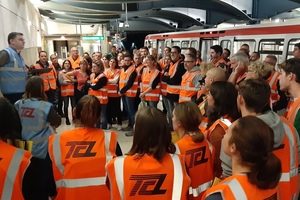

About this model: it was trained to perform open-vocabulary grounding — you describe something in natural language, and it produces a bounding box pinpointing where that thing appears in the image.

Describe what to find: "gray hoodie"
[220,110,289,178]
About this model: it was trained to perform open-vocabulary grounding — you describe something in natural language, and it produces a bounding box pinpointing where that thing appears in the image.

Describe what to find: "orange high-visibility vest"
[106,68,120,98]
[141,68,161,101]
[0,141,31,200]
[202,174,279,200]
[48,128,117,200]
[119,65,138,97]
[59,71,74,97]
[267,71,280,107]
[205,117,232,141]
[159,58,166,69]
[198,98,207,116]
[106,153,191,200]
[88,73,108,104]
[69,56,81,69]
[273,117,299,200]
[175,136,215,200]
[135,63,145,91]
[167,59,182,95]
[34,63,57,91]
[284,99,293,118]
[287,97,300,124]
[236,73,247,85]
[179,70,200,103]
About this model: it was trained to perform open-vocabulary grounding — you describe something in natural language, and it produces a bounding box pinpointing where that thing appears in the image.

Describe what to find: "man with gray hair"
[228,52,249,86]
[0,32,28,104]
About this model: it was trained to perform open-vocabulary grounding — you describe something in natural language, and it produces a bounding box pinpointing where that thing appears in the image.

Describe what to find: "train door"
[258,39,284,67]
[157,40,165,58]
[200,38,218,62]
[233,39,256,55]
[190,39,200,50]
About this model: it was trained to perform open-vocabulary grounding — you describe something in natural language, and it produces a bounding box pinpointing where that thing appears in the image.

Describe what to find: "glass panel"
[233,40,255,55]
[200,39,218,62]
[172,40,180,47]
[191,40,198,49]
[220,40,231,50]
[259,39,284,64]
[181,41,189,49]
[287,39,300,60]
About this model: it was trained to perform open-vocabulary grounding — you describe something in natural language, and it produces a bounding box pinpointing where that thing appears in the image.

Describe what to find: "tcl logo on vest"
[129,174,167,196]
[186,146,208,168]
[65,141,97,159]
[21,107,35,118]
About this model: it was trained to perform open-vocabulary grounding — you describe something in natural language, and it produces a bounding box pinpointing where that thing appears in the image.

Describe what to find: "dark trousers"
[55,88,63,114]
[22,154,56,200]
[107,97,122,125]
[74,89,84,105]
[45,89,57,111]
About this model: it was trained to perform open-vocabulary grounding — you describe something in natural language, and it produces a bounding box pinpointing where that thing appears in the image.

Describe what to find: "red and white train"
[144,20,300,64]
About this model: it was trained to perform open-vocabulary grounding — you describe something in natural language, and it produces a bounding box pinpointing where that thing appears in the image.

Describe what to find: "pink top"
[73,70,88,91]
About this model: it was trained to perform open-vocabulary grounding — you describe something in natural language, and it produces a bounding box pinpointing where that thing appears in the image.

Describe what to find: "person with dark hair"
[34,51,58,109]
[221,78,300,199]
[279,58,300,135]
[101,54,110,72]
[107,45,118,59]
[84,56,93,73]
[140,46,149,62]
[210,45,226,69]
[65,60,89,104]
[173,102,215,199]
[0,97,32,200]
[118,54,138,136]
[205,81,240,177]
[106,57,122,130]
[87,60,108,129]
[158,46,171,68]
[139,55,161,108]
[240,43,250,58]
[203,116,281,199]
[293,43,300,58]
[50,54,64,117]
[49,95,119,200]
[0,32,28,104]
[222,48,230,63]
[15,76,60,200]
[59,60,75,125]
[250,51,260,62]
[106,107,190,199]
[162,46,186,130]
[179,53,201,103]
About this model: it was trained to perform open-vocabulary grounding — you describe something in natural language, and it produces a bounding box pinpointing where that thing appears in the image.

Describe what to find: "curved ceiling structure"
[34,0,300,32]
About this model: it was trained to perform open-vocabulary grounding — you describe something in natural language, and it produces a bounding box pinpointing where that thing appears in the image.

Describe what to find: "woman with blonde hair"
[173,102,215,199]
[106,107,191,199]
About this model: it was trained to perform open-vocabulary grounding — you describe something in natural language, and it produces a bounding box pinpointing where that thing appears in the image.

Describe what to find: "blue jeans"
[147,101,158,108]
[122,96,135,128]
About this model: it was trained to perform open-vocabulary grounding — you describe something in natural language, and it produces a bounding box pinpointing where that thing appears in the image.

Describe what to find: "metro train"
[144,20,300,64]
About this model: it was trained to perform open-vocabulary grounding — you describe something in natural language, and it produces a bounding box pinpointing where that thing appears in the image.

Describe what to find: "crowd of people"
[1,31,300,199]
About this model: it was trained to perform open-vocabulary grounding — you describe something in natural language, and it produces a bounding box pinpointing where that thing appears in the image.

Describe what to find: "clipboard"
[28,68,52,75]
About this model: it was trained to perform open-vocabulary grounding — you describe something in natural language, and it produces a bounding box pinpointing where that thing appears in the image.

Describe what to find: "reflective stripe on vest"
[179,70,200,102]
[2,149,26,200]
[167,60,182,95]
[287,98,300,124]
[222,178,247,199]
[56,177,106,188]
[189,180,212,197]
[34,64,57,91]
[119,66,138,97]
[268,71,280,105]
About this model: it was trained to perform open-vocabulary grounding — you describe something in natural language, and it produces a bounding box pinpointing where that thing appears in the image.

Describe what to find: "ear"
[237,94,245,106]
[230,143,237,154]
[289,73,295,81]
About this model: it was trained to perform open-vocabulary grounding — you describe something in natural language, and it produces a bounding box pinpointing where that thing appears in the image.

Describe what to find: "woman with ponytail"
[173,102,215,199]
[202,116,281,200]
[48,95,122,200]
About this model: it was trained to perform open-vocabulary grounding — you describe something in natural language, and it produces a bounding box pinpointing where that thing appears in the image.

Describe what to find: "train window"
[220,40,231,50]
[233,40,255,54]
[287,39,300,60]
[166,41,171,48]
[191,40,198,49]
[181,41,189,49]
[172,40,180,47]
[259,39,284,64]
[200,39,218,62]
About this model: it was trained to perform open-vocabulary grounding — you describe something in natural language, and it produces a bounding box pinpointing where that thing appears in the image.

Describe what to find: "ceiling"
[33,0,300,33]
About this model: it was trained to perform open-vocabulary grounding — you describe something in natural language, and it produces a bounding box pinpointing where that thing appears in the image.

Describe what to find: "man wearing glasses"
[0,32,28,104]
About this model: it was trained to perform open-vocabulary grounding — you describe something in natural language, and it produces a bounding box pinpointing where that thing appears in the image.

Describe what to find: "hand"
[118,92,122,96]
[235,61,246,76]
[139,92,145,99]
[164,72,169,76]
